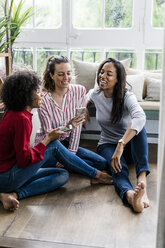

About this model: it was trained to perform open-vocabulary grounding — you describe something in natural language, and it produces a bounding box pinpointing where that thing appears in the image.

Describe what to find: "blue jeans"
[97,128,150,202]
[61,140,107,172]
[0,140,105,200]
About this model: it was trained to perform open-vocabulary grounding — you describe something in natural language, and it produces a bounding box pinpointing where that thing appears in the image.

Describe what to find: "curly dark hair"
[2,70,41,111]
[96,58,128,124]
[43,55,69,92]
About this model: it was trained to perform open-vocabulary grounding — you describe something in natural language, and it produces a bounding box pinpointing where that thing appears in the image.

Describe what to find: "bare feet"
[56,162,64,168]
[91,171,113,185]
[0,193,19,211]
[137,171,149,208]
[126,181,145,213]
[143,192,150,208]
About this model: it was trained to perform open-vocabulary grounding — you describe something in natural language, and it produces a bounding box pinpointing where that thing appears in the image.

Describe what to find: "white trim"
[12,0,164,70]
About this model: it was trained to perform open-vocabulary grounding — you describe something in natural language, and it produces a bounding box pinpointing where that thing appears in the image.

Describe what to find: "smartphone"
[60,124,72,132]
[76,107,86,117]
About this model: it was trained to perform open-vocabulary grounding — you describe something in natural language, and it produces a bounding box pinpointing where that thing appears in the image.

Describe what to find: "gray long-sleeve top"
[88,89,146,146]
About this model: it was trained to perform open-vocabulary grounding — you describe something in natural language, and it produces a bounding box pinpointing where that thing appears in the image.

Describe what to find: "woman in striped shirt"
[35,55,112,184]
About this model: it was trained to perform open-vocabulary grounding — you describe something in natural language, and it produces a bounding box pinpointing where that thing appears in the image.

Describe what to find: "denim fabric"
[76,147,107,171]
[0,140,100,200]
[97,128,150,201]
[61,140,107,171]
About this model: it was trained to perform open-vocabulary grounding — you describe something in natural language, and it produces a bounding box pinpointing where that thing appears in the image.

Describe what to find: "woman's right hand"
[42,128,66,146]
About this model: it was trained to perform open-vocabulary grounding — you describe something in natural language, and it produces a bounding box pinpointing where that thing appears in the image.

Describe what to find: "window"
[14,0,62,28]
[72,0,133,28]
[105,0,133,28]
[9,0,164,73]
[35,0,62,28]
[37,48,67,75]
[13,47,33,68]
[152,0,164,28]
[105,49,136,68]
[70,49,101,62]
[145,49,163,70]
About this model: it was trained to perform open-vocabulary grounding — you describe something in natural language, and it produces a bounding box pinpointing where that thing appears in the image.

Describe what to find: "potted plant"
[0,0,33,66]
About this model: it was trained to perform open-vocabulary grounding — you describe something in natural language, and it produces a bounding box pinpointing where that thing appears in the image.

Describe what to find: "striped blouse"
[35,84,86,153]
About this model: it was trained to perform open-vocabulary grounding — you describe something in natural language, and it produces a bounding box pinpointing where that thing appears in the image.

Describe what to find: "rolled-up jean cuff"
[137,169,150,178]
[121,188,133,204]
[92,168,98,178]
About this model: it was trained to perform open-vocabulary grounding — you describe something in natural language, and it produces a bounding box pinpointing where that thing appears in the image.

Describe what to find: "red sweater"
[0,110,46,173]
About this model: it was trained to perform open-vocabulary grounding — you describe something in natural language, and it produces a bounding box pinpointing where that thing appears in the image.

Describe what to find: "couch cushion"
[139,100,160,110]
[144,77,161,101]
[126,74,145,101]
[72,58,131,92]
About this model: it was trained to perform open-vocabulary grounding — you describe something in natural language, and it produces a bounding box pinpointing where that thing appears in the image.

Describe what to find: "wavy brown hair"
[96,58,128,124]
[43,55,69,92]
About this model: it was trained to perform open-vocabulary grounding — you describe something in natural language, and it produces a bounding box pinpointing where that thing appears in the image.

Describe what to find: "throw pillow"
[145,77,161,101]
[73,58,131,92]
[126,74,145,101]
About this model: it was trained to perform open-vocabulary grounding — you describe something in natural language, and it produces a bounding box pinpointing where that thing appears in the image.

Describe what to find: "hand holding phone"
[60,124,72,132]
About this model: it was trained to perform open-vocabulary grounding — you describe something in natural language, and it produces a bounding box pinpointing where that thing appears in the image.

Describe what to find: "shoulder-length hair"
[96,58,127,124]
[43,55,69,92]
[2,70,41,111]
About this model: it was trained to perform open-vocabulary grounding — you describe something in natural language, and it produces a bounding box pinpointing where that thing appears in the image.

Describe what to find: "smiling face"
[50,62,72,90]
[99,62,118,91]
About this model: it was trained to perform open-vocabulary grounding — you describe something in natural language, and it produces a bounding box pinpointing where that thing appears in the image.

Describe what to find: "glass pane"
[152,0,164,27]
[11,0,33,28]
[105,0,133,28]
[70,49,101,75]
[72,0,102,28]
[35,0,62,28]
[71,49,101,63]
[13,47,33,68]
[105,49,136,68]
[145,49,163,70]
[37,48,67,75]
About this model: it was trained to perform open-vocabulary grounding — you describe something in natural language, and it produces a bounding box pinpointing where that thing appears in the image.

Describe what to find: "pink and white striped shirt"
[35,84,86,153]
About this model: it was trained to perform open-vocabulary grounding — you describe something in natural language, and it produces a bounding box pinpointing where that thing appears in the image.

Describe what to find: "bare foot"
[91,171,113,185]
[56,162,64,168]
[0,193,19,211]
[126,181,145,213]
[137,172,149,208]
[143,192,150,208]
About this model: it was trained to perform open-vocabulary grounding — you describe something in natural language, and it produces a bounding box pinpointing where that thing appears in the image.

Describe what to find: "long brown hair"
[97,58,127,124]
[43,55,69,92]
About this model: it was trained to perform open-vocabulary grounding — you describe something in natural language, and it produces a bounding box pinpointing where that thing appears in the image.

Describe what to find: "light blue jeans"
[97,128,150,203]
[0,140,106,200]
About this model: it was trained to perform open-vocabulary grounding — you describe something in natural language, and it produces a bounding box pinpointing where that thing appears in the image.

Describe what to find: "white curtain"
[156,18,165,248]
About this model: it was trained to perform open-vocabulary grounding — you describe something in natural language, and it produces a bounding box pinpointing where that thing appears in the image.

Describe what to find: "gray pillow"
[145,77,161,101]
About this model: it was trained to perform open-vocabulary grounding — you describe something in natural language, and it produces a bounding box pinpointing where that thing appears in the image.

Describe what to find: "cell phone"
[76,107,86,117]
[60,124,72,132]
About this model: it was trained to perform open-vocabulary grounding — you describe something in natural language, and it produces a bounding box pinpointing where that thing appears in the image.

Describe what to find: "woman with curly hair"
[0,70,70,211]
[87,58,150,213]
[0,70,112,211]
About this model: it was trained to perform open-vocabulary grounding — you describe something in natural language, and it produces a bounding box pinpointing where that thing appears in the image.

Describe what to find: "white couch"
[72,59,161,144]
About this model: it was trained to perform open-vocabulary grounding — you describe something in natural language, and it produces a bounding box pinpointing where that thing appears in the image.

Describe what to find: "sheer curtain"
[156,18,165,248]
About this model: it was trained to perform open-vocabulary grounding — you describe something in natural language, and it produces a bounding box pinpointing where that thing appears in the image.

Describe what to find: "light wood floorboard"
[0,162,157,248]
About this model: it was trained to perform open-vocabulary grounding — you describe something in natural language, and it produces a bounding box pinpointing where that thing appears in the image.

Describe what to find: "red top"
[0,110,46,173]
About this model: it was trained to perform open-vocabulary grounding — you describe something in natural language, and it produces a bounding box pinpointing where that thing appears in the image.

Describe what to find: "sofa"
[0,59,161,145]
[72,59,161,144]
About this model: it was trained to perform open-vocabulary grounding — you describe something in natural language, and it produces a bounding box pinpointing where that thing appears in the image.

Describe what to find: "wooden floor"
[0,142,157,248]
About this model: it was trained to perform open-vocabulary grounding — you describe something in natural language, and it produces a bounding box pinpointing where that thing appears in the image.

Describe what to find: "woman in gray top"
[87,58,150,213]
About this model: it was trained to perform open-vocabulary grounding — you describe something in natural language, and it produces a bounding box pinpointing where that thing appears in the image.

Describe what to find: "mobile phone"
[76,107,86,117]
[60,124,72,132]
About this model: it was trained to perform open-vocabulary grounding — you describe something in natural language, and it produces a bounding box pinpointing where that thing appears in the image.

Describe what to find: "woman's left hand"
[68,115,86,129]
[111,144,124,173]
